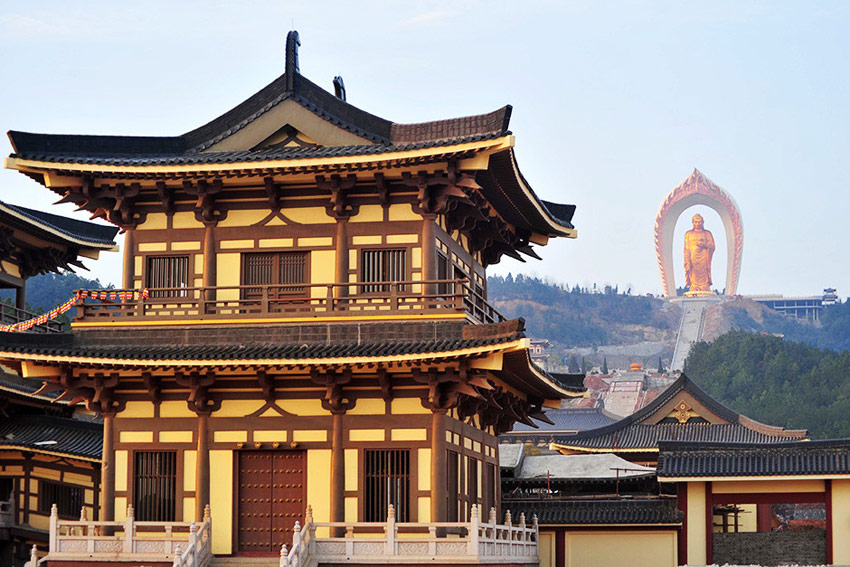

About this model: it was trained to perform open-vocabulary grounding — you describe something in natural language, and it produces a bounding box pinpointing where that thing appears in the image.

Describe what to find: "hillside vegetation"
[685,331,850,438]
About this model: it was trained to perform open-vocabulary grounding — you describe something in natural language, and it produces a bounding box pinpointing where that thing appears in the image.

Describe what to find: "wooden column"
[15,284,26,312]
[330,411,345,533]
[430,410,447,523]
[335,219,349,297]
[122,227,135,290]
[195,414,210,522]
[203,225,216,304]
[101,414,115,522]
[22,452,31,524]
[421,215,437,296]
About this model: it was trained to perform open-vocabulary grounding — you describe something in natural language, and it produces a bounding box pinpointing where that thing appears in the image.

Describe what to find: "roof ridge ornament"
[285,30,301,91]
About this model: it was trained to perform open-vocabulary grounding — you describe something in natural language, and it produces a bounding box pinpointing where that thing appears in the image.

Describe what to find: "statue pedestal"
[684,290,717,298]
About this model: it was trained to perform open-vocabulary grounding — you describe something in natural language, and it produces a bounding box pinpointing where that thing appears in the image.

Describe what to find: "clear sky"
[1,1,847,298]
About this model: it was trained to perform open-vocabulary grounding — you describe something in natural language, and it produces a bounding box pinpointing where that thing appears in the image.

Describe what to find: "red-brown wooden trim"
[677,482,687,566]
[826,479,833,565]
[555,527,565,567]
[705,481,712,565]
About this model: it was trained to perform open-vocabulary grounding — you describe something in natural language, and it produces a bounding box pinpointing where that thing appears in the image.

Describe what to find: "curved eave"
[0,338,529,369]
[4,137,512,179]
[501,347,587,400]
[0,444,100,463]
[551,443,658,454]
[0,202,118,251]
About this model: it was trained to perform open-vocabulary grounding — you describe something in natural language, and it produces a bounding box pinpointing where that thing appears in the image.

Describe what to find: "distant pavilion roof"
[551,374,807,454]
[0,415,102,461]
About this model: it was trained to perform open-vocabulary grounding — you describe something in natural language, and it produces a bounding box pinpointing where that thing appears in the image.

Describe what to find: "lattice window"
[134,451,177,522]
[241,252,307,298]
[364,449,410,522]
[39,481,83,519]
[146,256,189,298]
[361,249,406,293]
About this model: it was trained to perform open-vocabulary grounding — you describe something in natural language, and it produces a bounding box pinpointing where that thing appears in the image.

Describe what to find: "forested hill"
[685,331,850,438]
[488,275,679,348]
[0,272,109,313]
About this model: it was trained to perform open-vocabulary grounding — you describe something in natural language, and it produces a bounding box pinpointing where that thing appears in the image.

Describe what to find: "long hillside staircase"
[670,297,721,372]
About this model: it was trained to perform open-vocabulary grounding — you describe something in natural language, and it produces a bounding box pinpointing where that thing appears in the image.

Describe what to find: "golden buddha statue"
[684,214,716,296]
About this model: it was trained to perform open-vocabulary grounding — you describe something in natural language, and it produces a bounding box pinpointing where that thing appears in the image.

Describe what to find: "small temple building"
[0,31,582,567]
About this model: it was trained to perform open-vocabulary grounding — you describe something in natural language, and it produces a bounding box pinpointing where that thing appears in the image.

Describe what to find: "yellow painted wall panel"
[539,531,555,567]
[259,238,294,248]
[160,431,193,443]
[564,531,676,567]
[307,450,332,524]
[352,235,382,245]
[119,401,155,418]
[418,449,431,491]
[115,497,128,521]
[833,480,850,563]
[349,429,385,442]
[253,430,288,443]
[171,241,201,251]
[686,482,706,566]
[115,451,128,492]
[278,399,328,416]
[293,430,327,443]
[712,479,824,493]
[30,514,49,531]
[388,204,421,222]
[412,247,421,269]
[216,253,240,300]
[160,401,195,418]
[351,205,383,223]
[172,212,199,229]
[120,431,153,443]
[140,213,168,230]
[386,234,418,244]
[299,237,333,247]
[184,450,197,492]
[417,497,430,523]
[217,209,268,227]
[32,467,60,481]
[347,398,385,415]
[345,496,358,522]
[85,489,94,505]
[138,242,167,252]
[183,497,196,523]
[214,431,248,443]
[392,429,427,442]
[310,250,335,297]
[2,261,20,278]
[216,400,264,417]
[344,449,358,491]
[284,207,333,225]
[219,239,255,249]
[348,249,357,269]
[391,398,429,414]
[210,450,233,555]
[134,257,142,276]
[194,254,204,276]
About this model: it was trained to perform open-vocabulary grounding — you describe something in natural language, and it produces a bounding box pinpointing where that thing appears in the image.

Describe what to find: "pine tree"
[602,358,609,374]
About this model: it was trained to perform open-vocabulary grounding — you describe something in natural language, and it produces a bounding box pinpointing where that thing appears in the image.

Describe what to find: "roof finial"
[285,31,301,91]
[333,76,346,102]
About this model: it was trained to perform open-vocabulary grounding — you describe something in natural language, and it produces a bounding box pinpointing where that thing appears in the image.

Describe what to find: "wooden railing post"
[385,504,396,555]
[326,285,335,312]
[124,504,135,553]
[455,279,464,312]
[261,286,270,314]
[467,504,480,556]
[390,283,399,311]
[49,504,58,553]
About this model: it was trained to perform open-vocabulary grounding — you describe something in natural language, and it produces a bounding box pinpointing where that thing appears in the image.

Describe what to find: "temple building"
[0,32,582,566]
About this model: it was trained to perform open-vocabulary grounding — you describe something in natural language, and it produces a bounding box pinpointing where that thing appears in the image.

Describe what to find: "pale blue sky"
[1,1,847,297]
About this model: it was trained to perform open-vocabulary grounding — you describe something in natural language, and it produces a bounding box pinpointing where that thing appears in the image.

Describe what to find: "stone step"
[210,556,281,567]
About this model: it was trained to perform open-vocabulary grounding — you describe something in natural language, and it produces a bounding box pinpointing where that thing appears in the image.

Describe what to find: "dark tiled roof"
[508,407,618,433]
[0,201,118,247]
[0,415,102,460]
[0,335,516,362]
[0,372,62,401]
[505,498,683,526]
[552,374,806,451]
[658,440,850,478]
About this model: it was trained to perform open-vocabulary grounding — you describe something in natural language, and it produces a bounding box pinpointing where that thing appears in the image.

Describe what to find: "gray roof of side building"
[505,498,683,526]
[507,407,619,434]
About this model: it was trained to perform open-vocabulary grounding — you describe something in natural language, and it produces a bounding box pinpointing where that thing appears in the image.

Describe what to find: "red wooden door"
[237,451,306,553]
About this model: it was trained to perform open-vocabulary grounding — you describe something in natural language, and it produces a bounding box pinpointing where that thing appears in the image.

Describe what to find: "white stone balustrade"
[280,504,539,567]
[0,497,14,528]
[43,503,212,566]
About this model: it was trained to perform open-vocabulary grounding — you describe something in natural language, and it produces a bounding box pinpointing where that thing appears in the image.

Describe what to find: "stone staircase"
[670,297,720,371]
[210,556,281,567]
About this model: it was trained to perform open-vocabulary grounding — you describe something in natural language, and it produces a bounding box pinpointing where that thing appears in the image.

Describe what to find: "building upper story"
[5,32,576,333]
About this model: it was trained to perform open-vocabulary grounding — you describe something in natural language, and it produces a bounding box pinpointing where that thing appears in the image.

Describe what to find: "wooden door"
[237,451,306,553]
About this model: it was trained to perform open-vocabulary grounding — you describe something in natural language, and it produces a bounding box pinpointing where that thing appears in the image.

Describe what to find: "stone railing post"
[519,512,526,543]
[504,510,513,555]
[532,514,539,544]
[172,544,182,567]
[293,521,302,567]
[28,544,38,567]
[49,504,58,553]
[385,504,396,555]
[467,504,480,556]
[188,522,197,567]
[123,505,135,554]
[280,543,289,567]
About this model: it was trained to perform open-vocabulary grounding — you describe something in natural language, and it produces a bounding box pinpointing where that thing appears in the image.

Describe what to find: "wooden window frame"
[133,450,178,522]
[240,250,310,298]
[359,248,409,294]
[144,254,191,299]
[38,480,84,519]
[363,449,411,522]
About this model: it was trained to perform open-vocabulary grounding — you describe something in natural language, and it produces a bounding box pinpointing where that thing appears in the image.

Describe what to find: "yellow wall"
[564,531,677,567]
[538,531,555,567]
[686,482,706,566]
[307,449,332,529]
[712,479,824,493]
[210,450,233,555]
[833,480,850,564]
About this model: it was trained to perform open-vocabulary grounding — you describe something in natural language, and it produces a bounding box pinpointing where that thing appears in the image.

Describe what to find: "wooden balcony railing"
[1,303,63,333]
[74,279,505,325]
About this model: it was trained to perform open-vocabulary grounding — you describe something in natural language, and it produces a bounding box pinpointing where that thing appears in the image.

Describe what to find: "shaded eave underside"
[0,201,118,250]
